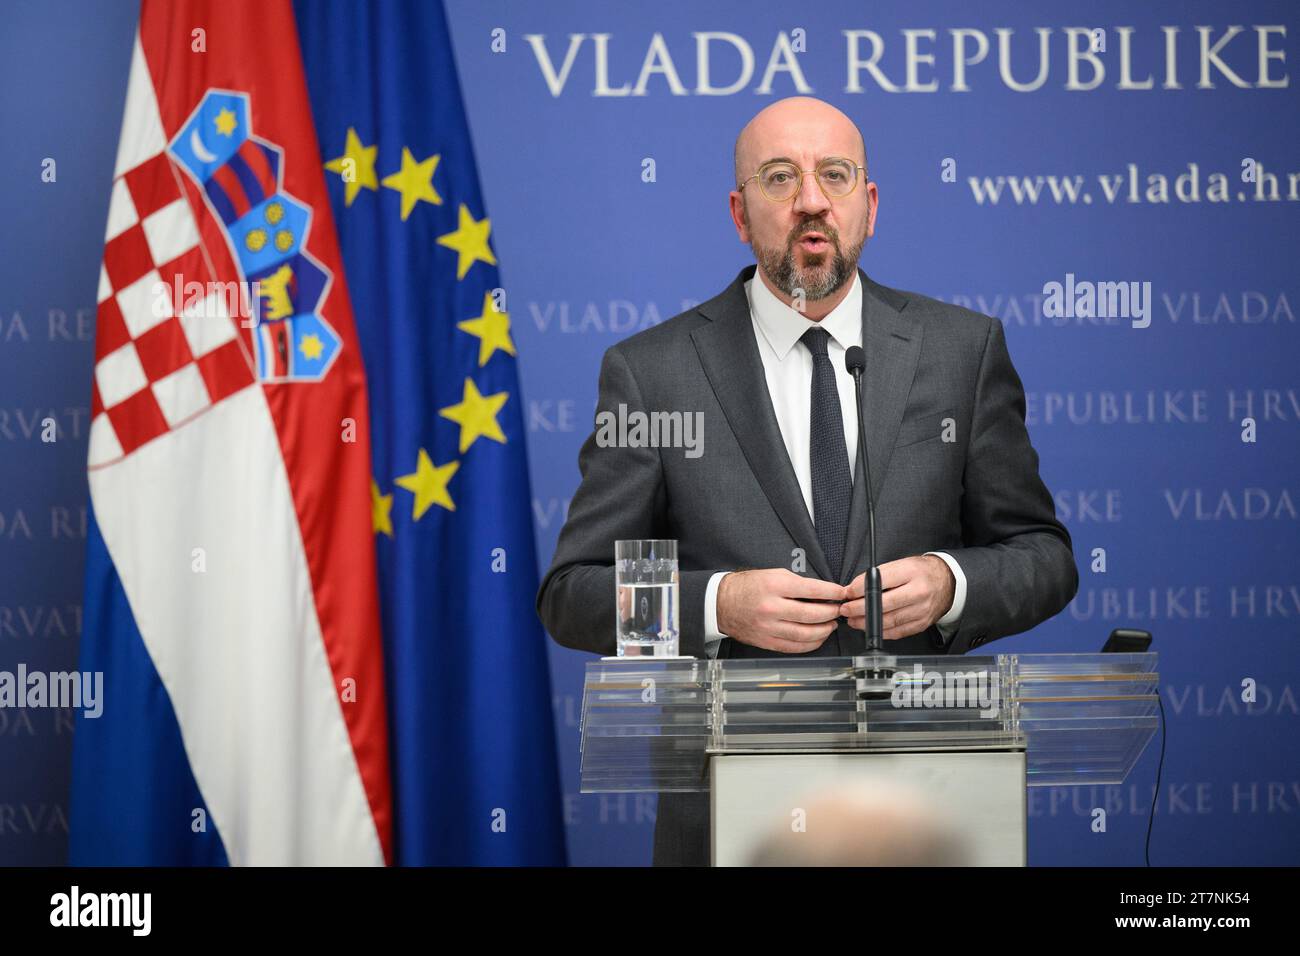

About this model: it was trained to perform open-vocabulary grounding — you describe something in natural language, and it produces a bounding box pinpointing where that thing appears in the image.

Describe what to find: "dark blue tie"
[801,327,852,580]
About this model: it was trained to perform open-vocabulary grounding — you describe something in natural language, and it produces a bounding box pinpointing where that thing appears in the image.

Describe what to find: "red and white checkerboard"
[90,151,256,468]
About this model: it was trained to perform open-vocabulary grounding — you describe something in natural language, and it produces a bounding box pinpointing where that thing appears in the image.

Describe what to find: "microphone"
[844,346,883,654]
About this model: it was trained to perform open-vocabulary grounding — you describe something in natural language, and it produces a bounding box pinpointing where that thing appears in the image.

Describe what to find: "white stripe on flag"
[89,387,384,865]
[113,38,167,180]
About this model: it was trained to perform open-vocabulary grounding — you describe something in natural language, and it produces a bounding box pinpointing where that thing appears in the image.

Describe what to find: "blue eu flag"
[295,0,567,865]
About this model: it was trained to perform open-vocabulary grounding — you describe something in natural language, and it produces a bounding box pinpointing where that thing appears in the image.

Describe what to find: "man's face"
[731,136,877,304]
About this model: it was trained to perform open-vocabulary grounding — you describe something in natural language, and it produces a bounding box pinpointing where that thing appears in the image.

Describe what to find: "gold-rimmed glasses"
[738,157,867,202]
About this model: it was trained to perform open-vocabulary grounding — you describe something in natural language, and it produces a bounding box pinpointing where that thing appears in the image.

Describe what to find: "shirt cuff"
[703,571,731,659]
[925,551,967,639]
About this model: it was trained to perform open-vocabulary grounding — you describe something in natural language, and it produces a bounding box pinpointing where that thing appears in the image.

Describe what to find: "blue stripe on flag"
[69,507,229,866]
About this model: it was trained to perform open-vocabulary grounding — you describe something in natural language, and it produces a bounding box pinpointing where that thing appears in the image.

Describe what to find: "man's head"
[746,781,972,867]
[730,97,877,306]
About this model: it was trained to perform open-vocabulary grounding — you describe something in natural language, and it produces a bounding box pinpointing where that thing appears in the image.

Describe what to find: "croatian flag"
[70,0,392,865]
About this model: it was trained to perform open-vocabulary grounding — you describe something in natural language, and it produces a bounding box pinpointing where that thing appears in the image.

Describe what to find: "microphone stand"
[844,347,887,681]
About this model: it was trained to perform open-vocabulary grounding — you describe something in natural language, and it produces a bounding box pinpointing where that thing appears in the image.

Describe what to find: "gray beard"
[752,230,866,303]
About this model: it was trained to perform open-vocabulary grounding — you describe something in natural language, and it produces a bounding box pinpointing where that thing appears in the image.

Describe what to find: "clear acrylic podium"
[579,653,1159,865]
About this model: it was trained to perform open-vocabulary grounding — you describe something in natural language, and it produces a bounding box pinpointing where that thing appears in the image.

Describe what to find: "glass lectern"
[579,653,1159,865]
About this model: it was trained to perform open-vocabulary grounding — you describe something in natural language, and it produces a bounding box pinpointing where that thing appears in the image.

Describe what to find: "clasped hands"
[716,556,955,654]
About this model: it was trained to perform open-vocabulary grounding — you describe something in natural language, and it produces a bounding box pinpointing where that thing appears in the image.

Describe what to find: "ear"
[729,190,750,242]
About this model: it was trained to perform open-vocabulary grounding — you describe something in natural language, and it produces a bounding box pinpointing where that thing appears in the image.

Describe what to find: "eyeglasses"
[738,157,867,202]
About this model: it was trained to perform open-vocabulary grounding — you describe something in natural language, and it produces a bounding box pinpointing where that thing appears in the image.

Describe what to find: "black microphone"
[844,345,883,653]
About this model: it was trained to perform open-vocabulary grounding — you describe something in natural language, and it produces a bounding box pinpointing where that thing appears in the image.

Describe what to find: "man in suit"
[536,96,1078,865]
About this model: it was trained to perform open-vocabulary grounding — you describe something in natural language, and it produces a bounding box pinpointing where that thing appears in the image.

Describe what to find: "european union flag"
[295,0,566,865]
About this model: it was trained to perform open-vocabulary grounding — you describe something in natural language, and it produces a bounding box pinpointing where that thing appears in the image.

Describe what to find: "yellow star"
[381,147,442,221]
[214,108,238,137]
[436,204,496,279]
[371,479,394,537]
[299,333,324,361]
[439,378,508,453]
[394,449,459,519]
[324,128,379,207]
[457,292,516,367]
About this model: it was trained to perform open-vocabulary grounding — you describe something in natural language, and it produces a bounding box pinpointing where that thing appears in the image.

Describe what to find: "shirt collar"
[746,267,862,361]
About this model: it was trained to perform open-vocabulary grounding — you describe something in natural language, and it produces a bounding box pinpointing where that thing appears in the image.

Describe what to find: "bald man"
[538,96,1077,866]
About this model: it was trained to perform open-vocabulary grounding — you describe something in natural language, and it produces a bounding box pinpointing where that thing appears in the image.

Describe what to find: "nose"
[792,168,831,218]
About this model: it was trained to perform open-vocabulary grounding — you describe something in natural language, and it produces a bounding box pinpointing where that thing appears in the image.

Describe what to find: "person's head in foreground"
[747,782,972,867]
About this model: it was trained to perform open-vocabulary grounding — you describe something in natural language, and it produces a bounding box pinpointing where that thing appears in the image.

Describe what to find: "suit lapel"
[691,266,834,582]
[690,266,921,588]
[840,270,922,582]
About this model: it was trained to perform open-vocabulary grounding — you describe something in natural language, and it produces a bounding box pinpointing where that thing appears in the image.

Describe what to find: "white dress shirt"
[702,271,967,655]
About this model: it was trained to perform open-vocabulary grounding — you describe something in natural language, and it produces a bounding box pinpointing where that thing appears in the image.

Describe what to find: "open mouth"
[798,235,829,253]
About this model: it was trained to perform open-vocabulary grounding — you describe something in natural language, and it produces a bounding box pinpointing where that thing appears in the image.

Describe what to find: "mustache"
[791,222,838,242]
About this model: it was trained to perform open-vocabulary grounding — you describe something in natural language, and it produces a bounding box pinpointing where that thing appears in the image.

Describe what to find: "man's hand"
[840,555,955,640]
[717,569,846,654]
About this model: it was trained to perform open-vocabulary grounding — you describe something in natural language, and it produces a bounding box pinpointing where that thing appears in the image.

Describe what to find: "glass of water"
[615,539,680,657]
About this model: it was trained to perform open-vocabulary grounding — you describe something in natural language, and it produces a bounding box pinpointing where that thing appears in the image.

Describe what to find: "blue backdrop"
[1,0,1297,866]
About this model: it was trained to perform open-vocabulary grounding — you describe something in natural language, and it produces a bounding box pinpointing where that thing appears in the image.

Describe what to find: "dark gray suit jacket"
[537,264,1078,865]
